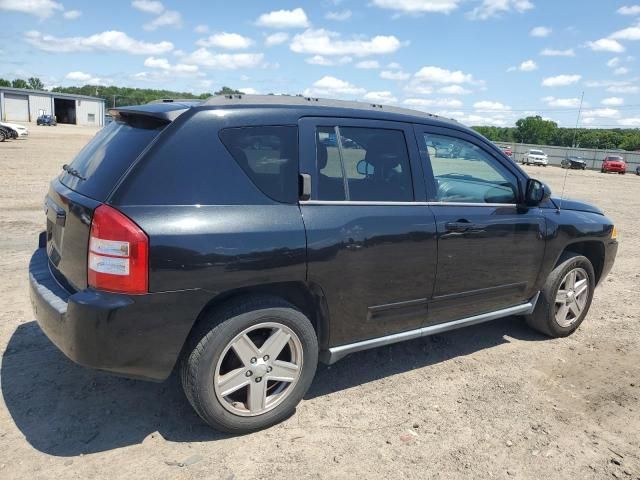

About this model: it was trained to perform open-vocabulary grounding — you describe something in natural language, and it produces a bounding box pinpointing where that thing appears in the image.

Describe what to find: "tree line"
[0,76,243,108]
[472,115,640,151]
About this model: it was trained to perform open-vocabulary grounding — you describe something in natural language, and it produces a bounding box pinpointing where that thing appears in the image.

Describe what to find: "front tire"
[181,296,318,433]
[525,253,595,337]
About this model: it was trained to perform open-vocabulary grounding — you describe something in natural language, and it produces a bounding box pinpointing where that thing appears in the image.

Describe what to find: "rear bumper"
[29,247,210,381]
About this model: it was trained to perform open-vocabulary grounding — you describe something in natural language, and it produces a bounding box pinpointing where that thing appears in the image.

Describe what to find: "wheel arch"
[186,281,331,351]
[556,241,605,285]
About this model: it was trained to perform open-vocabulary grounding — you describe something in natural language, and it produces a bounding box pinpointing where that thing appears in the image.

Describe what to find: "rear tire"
[525,253,595,338]
[181,296,318,433]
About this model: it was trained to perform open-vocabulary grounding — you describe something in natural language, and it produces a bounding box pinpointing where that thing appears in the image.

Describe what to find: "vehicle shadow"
[2,317,545,456]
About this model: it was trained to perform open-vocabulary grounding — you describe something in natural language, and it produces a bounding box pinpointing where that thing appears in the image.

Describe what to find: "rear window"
[59,117,165,200]
[219,126,298,204]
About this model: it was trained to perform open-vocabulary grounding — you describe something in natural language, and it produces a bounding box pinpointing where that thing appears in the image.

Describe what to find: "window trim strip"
[300,200,519,207]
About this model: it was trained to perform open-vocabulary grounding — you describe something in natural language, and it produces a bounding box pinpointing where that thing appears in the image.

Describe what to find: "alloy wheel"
[554,268,589,327]
[213,322,303,417]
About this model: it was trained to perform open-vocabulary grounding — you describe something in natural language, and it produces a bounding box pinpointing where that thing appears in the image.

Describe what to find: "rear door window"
[314,126,414,202]
[219,126,298,204]
[59,117,165,201]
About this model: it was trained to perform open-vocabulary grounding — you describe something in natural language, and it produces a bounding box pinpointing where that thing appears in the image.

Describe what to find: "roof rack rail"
[201,94,457,123]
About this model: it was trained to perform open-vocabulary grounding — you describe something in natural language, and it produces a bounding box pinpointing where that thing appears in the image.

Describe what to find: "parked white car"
[522,149,548,166]
[0,122,29,137]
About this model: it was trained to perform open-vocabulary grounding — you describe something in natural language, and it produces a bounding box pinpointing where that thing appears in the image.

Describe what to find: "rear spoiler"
[109,102,199,123]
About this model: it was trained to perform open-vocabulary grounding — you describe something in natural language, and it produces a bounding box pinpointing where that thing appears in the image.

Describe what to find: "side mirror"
[524,178,551,206]
[356,160,374,176]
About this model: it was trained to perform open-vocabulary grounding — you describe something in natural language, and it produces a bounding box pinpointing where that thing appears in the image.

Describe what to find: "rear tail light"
[88,205,148,294]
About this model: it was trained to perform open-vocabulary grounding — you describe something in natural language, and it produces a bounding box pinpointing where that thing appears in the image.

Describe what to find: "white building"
[0,87,105,127]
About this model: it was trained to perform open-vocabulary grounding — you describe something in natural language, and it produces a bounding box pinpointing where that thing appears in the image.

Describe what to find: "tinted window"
[219,126,298,204]
[314,127,413,202]
[60,118,165,200]
[316,127,346,200]
[424,134,518,204]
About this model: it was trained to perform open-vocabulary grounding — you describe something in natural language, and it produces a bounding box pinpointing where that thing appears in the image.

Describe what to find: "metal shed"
[0,87,105,126]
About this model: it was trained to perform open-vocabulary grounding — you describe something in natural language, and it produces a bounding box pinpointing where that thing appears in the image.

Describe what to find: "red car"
[601,155,627,174]
[500,145,513,157]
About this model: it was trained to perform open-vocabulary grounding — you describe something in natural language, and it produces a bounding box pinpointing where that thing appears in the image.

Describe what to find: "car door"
[299,117,437,347]
[414,125,545,325]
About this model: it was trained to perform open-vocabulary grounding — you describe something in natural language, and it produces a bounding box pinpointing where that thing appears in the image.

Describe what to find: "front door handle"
[445,221,471,233]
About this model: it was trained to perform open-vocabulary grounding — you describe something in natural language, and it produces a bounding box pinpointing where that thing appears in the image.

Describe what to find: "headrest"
[317,143,328,170]
[365,135,404,170]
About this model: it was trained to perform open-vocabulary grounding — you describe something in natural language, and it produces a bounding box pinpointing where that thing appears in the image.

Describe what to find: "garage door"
[4,93,29,122]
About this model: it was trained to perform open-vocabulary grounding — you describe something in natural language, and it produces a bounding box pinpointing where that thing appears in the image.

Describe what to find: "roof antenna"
[558,91,584,212]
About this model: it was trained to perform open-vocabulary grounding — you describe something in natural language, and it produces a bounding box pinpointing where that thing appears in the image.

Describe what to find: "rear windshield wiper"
[62,164,86,181]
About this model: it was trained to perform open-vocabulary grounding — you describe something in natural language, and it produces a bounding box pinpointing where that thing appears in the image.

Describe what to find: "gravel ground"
[0,126,638,480]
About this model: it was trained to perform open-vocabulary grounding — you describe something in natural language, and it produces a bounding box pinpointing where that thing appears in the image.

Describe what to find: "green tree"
[0,78,10,87]
[215,86,244,95]
[515,116,558,144]
[11,78,29,89]
[27,77,45,90]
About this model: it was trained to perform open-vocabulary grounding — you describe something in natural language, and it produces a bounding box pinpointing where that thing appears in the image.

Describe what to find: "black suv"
[29,95,618,433]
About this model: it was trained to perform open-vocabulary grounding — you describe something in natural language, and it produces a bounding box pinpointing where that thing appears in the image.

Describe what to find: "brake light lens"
[88,205,148,294]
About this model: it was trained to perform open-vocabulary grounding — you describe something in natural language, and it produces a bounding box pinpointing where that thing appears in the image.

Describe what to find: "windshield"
[59,118,165,200]
[530,150,544,155]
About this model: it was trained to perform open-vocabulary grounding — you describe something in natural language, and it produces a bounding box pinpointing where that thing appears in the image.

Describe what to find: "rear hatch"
[44,104,187,290]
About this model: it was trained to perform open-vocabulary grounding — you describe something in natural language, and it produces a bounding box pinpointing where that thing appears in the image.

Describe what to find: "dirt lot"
[0,126,638,480]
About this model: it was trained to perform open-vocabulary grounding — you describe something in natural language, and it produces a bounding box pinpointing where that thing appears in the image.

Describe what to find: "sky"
[1,0,640,128]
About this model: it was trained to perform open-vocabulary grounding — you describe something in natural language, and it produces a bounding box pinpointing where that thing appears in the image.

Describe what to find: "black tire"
[619,171,625,175]
[636,167,640,176]
[181,296,318,433]
[525,252,595,337]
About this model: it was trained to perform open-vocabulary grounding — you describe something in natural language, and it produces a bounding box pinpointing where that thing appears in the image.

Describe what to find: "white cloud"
[326,9,352,21]
[540,48,575,57]
[303,76,366,97]
[414,66,475,83]
[601,97,624,106]
[239,87,259,95]
[586,38,625,53]
[380,70,410,80]
[63,9,81,20]
[132,0,164,14]
[618,117,640,126]
[610,25,640,41]
[144,10,182,31]
[542,96,582,108]
[614,66,630,75]
[467,0,534,20]
[0,0,62,18]
[265,32,289,46]
[182,48,264,69]
[290,29,403,57]
[65,71,110,85]
[25,30,174,55]
[355,60,380,69]
[473,100,511,111]
[370,0,461,14]
[194,24,209,34]
[542,74,581,87]
[508,59,537,72]
[387,62,402,69]
[607,57,621,67]
[256,8,309,28]
[582,108,619,119]
[197,32,253,49]
[530,26,551,37]
[617,5,640,15]
[438,84,471,95]
[363,91,398,103]
[143,56,199,74]
[404,98,463,108]
[608,85,639,93]
[305,55,352,66]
